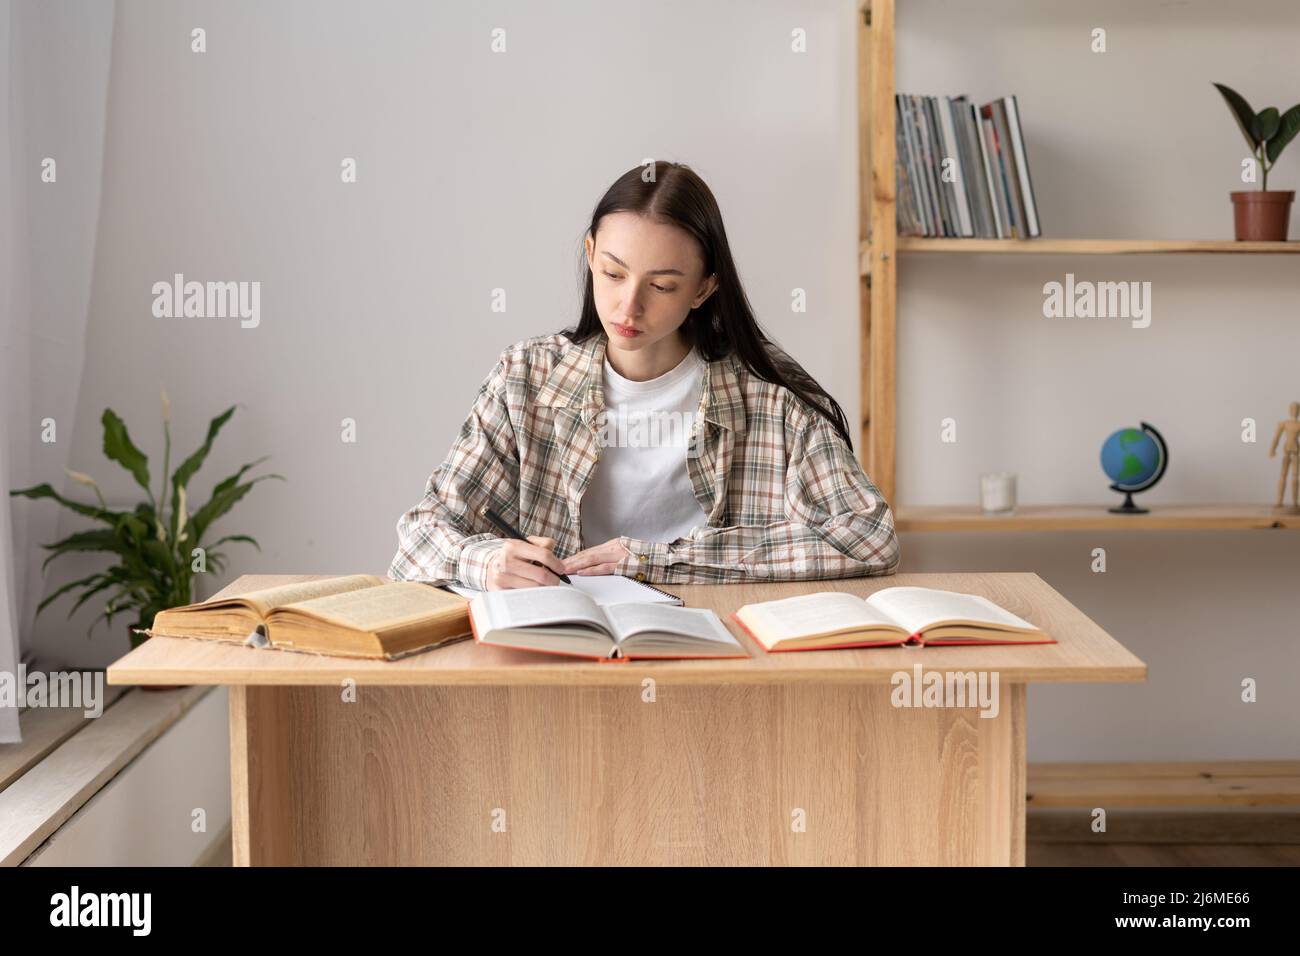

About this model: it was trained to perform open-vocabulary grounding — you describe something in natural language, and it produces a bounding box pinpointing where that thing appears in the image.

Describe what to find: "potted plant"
[1213,83,1300,241]
[9,390,282,686]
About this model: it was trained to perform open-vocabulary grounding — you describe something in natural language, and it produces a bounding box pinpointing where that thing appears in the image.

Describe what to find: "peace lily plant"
[10,389,283,649]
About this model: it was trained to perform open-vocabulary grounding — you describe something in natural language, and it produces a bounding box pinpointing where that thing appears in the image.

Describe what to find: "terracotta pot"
[129,624,187,692]
[1230,190,1294,241]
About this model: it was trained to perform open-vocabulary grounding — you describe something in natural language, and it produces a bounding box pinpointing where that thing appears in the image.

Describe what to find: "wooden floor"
[1025,761,1300,865]
[1028,843,1300,866]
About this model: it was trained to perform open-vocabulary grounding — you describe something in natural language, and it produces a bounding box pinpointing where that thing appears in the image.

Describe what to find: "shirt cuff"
[616,536,673,582]
[458,535,507,590]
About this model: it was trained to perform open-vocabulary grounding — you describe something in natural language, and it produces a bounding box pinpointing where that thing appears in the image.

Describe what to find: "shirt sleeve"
[611,405,901,584]
[387,355,516,590]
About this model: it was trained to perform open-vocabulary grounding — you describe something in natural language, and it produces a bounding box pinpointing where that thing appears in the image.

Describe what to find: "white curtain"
[0,0,22,744]
[1,1,115,743]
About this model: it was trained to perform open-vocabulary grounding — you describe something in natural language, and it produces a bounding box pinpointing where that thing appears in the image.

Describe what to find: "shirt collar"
[536,332,747,437]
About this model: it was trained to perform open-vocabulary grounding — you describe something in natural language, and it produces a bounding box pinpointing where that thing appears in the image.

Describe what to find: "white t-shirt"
[580,345,710,548]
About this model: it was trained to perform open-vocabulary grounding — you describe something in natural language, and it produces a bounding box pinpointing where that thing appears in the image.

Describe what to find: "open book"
[468,585,747,661]
[145,574,472,659]
[732,586,1055,652]
[448,573,681,606]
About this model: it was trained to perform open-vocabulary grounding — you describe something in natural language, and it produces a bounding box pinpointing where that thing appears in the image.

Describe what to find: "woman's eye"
[602,270,673,294]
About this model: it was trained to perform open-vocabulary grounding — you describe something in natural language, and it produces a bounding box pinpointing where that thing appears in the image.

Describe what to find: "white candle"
[980,473,1017,514]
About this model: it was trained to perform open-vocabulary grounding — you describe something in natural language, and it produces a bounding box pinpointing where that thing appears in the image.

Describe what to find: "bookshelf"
[855,0,1299,532]
[855,0,1296,827]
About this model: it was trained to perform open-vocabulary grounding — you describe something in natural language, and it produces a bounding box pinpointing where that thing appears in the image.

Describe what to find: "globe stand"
[1108,490,1148,514]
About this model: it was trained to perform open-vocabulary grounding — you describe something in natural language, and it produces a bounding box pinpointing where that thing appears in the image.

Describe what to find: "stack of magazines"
[895,93,1041,239]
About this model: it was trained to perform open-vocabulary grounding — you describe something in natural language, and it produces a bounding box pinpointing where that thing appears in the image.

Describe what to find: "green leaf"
[1214,82,1259,150]
[86,608,113,639]
[170,406,238,492]
[39,528,125,571]
[1252,106,1280,143]
[1267,104,1300,164]
[92,587,147,638]
[104,516,167,591]
[141,537,179,578]
[211,459,274,499]
[101,409,152,496]
[67,576,121,619]
[35,572,107,617]
[207,533,260,551]
[190,471,284,543]
[81,575,155,639]
[9,483,119,523]
[117,511,152,545]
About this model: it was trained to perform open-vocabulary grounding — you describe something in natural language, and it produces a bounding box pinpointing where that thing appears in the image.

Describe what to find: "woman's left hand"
[562,537,633,576]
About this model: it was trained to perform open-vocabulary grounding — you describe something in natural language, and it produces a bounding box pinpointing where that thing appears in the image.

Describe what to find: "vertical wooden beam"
[858,0,897,508]
[1009,684,1027,866]
[857,2,873,472]
[229,686,295,866]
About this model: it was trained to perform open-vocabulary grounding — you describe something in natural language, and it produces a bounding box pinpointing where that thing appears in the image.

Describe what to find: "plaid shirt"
[387,332,900,588]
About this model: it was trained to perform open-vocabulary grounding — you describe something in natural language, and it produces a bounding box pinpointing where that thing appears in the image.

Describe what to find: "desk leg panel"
[229,685,298,866]
[229,681,1025,866]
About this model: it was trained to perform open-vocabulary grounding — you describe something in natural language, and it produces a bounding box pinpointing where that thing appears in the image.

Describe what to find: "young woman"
[389,161,900,591]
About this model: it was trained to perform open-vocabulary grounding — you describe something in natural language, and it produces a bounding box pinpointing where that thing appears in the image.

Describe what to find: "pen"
[478,505,574,584]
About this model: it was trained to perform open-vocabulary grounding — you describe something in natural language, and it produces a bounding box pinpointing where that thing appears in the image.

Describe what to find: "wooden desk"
[107,572,1145,866]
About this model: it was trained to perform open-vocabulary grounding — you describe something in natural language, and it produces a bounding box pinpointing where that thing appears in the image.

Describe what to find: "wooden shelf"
[895,504,1300,532]
[861,238,1300,273]
[898,238,1300,254]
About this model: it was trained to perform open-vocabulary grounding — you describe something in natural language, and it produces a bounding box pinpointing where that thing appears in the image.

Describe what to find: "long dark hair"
[559,160,856,452]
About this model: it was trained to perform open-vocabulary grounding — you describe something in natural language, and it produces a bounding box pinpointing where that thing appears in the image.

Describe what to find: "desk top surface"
[106,572,1146,687]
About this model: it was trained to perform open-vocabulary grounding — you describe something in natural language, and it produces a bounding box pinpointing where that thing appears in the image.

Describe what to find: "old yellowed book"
[146,574,471,659]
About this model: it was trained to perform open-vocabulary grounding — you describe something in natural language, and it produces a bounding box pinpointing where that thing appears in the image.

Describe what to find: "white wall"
[28,0,1299,760]
[39,0,861,662]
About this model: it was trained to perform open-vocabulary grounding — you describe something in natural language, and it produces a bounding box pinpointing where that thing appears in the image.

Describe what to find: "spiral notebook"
[444,574,681,606]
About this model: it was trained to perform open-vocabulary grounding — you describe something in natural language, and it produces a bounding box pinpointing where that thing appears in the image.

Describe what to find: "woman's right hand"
[484,535,568,590]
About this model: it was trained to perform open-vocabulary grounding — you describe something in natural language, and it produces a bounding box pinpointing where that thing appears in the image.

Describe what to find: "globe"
[1101,428,1161,486]
[1100,422,1168,514]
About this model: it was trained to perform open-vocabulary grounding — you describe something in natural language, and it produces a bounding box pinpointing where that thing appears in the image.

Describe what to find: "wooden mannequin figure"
[1268,401,1300,513]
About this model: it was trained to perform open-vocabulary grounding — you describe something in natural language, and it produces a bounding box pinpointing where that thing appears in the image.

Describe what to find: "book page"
[447,574,679,606]
[740,591,903,640]
[552,574,680,605]
[272,582,466,632]
[865,587,1036,636]
[479,585,611,635]
[225,574,386,617]
[604,603,740,647]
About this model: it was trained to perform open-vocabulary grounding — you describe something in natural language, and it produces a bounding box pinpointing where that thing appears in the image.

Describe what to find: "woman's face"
[584,212,717,360]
